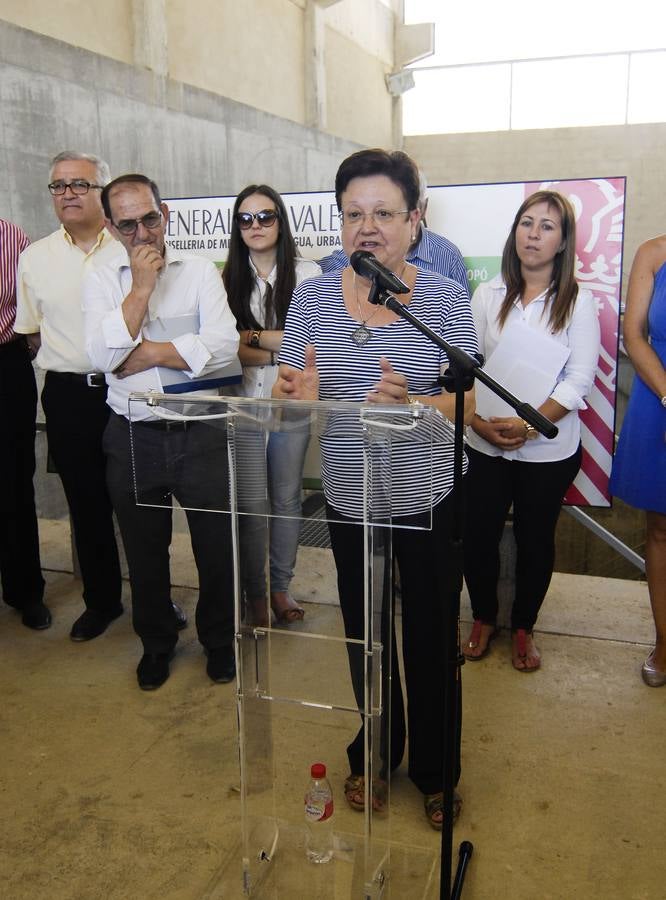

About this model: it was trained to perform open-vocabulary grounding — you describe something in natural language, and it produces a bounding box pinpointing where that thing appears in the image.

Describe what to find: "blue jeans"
[235,421,310,598]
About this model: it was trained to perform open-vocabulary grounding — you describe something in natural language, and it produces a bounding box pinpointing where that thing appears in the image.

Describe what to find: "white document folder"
[475,319,570,419]
[143,315,242,394]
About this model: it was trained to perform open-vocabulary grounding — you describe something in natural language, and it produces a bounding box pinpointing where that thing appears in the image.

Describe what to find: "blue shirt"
[317,226,470,297]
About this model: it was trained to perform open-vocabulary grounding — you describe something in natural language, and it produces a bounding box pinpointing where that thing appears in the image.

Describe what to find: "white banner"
[165,177,625,507]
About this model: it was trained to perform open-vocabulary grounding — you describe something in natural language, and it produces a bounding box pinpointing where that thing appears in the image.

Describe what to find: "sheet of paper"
[475,319,570,419]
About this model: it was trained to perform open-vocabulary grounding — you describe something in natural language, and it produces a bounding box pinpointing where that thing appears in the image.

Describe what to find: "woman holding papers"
[463,190,600,671]
[223,184,321,625]
[609,236,666,687]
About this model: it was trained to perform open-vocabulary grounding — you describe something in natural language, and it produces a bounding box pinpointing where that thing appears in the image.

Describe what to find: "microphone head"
[349,250,374,273]
[349,250,409,294]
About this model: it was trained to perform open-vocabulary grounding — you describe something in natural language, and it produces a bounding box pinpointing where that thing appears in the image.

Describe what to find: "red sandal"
[463,619,499,661]
[511,629,541,672]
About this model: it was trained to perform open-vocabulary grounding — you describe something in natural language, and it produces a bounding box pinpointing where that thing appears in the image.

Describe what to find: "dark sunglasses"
[112,211,163,236]
[235,209,279,230]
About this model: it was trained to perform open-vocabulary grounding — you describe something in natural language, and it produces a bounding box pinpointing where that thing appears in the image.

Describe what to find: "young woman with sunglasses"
[223,184,321,625]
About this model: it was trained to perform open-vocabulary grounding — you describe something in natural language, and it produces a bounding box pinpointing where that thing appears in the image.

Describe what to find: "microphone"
[349,250,410,295]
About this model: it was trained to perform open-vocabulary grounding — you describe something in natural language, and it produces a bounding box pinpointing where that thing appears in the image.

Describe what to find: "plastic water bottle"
[304,762,334,863]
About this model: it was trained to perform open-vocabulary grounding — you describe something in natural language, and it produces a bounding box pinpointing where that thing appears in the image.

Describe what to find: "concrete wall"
[0,0,397,147]
[0,18,362,240]
[0,0,134,64]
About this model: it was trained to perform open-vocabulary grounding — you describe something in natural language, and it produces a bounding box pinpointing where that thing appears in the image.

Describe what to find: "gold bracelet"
[521,419,538,440]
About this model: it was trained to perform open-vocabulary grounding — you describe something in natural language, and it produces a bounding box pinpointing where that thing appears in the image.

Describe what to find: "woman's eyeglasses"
[112,211,163,236]
[339,209,409,227]
[236,210,279,230]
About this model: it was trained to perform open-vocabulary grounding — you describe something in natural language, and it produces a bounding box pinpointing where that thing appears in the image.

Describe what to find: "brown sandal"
[344,775,388,813]
[270,591,304,624]
[423,790,462,831]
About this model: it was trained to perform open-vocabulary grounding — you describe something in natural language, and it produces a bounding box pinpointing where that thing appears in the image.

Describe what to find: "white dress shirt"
[467,274,600,462]
[15,226,120,372]
[82,248,239,420]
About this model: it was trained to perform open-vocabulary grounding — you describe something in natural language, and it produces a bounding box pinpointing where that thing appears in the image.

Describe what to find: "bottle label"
[305,797,334,822]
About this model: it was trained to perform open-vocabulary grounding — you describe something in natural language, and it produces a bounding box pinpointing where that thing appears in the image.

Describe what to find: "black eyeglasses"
[235,210,279,230]
[48,179,104,196]
[111,211,163,236]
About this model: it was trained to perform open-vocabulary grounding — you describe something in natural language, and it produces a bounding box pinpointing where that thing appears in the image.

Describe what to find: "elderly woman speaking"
[272,149,477,830]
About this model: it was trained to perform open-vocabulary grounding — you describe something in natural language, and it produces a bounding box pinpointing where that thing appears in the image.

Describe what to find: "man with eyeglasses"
[82,174,240,690]
[318,167,470,297]
[14,151,128,642]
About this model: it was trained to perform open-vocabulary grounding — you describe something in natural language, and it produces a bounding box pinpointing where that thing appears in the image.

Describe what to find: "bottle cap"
[311,763,326,778]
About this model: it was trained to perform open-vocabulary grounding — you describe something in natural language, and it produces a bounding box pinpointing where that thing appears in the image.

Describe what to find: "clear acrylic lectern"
[127,391,453,899]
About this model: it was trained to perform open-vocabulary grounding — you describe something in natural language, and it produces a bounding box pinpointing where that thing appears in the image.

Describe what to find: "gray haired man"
[15,152,187,641]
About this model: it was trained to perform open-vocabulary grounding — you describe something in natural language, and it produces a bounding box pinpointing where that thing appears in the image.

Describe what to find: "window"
[403,0,666,134]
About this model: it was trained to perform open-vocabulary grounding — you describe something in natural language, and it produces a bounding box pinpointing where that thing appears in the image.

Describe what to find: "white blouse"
[234,256,321,400]
[467,274,600,462]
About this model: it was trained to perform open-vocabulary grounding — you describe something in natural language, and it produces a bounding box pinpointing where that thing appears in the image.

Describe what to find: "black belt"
[136,418,192,432]
[47,370,106,388]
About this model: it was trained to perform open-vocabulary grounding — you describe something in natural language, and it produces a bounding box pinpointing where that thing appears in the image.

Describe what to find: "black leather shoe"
[70,607,124,642]
[21,602,52,630]
[206,646,236,684]
[137,652,173,690]
[172,601,188,630]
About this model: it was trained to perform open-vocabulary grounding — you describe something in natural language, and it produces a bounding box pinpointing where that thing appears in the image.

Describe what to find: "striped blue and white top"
[280,269,478,519]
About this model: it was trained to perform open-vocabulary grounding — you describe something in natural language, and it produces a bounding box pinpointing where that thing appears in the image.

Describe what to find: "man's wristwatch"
[521,419,538,440]
[248,330,262,348]
[661,395,666,408]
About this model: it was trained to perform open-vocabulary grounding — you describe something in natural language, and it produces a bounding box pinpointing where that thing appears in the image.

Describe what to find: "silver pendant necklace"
[350,272,381,347]
[350,266,408,346]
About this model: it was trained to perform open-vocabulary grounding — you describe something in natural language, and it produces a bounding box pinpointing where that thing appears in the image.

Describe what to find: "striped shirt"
[0,219,30,344]
[318,226,470,297]
[280,269,478,518]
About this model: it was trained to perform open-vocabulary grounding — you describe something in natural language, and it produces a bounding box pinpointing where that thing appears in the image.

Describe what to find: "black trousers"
[327,493,462,796]
[41,371,122,615]
[104,412,234,654]
[0,339,44,609]
[463,444,582,631]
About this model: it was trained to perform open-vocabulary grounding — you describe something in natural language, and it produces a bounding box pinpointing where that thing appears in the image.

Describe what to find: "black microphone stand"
[367,276,557,899]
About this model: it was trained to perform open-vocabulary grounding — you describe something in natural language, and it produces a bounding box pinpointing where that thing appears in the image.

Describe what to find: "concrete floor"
[1,517,664,900]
